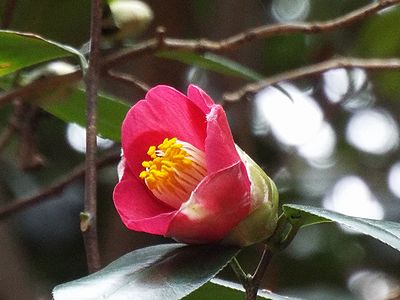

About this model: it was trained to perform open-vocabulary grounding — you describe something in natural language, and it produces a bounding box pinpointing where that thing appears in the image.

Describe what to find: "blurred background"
[0,0,400,299]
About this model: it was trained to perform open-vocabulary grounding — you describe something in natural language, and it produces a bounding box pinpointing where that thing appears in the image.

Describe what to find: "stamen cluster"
[139,137,207,207]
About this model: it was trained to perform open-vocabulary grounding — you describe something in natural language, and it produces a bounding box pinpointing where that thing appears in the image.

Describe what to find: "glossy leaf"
[42,89,129,141]
[0,30,86,77]
[156,50,293,101]
[53,243,239,300]
[157,50,263,81]
[283,204,400,252]
[185,278,303,300]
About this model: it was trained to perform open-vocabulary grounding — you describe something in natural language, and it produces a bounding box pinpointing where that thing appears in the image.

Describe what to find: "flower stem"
[230,245,274,300]
[229,257,248,287]
[231,213,302,299]
[244,245,274,300]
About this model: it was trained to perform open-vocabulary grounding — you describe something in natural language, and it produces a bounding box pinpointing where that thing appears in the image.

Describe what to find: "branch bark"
[0,149,120,221]
[106,70,150,93]
[82,0,103,274]
[244,245,274,300]
[223,57,400,102]
[102,0,400,66]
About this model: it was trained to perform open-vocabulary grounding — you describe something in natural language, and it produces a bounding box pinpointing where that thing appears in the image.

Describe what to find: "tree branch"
[244,245,274,300]
[0,149,120,221]
[106,70,149,93]
[82,0,102,274]
[222,57,400,102]
[0,71,81,107]
[102,0,400,66]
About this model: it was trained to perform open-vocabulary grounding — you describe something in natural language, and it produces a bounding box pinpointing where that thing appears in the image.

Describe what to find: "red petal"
[167,162,251,243]
[113,166,176,235]
[122,85,207,178]
[205,105,242,173]
[188,85,244,174]
[187,84,215,114]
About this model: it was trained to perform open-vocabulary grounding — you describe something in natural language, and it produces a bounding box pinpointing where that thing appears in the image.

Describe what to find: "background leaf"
[42,89,129,141]
[156,50,293,100]
[156,50,263,81]
[53,243,239,300]
[185,278,303,300]
[0,30,85,77]
[283,204,400,252]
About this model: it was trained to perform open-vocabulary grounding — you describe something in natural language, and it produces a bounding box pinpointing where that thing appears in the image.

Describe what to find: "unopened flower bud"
[109,0,153,40]
[223,146,279,247]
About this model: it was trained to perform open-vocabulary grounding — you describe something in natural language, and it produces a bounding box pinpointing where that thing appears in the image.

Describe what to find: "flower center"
[139,137,207,208]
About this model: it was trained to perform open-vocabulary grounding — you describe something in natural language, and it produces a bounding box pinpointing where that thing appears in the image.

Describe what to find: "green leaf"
[283,204,400,252]
[42,89,129,141]
[156,50,294,101]
[0,30,86,77]
[185,278,303,300]
[156,50,263,81]
[53,243,239,300]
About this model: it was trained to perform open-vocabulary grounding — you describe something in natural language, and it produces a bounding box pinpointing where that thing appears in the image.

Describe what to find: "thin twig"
[244,245,274,300]
[16,103,45,170]
[251,246,273,284]
[0,71,81,107]
[0,149,120,221]
[82,0,103,273]
[223,57,400,102]
[229,257,248,287]
[103,0,400,66]
[107,70,150,93]
[1,0,18,29]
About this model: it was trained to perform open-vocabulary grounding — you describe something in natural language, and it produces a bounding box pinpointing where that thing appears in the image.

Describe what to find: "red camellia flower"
[113,85,278,245]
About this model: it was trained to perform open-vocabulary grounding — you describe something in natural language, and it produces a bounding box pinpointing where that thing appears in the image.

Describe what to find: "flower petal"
[188,85,244,174]
[122,85,207,178]
[166,161,251,243]
[113,166,176,235]
[205,105,242,173]
[187,84,215,114]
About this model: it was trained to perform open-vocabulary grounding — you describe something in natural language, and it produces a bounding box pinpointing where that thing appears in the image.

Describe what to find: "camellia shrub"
[1,1,400,299]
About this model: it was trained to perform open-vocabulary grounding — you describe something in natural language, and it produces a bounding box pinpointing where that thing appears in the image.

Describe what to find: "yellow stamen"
[140,137,207,208]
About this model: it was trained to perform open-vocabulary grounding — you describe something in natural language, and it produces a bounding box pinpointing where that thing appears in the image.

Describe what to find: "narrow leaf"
[0,30,86,77]
[185,278,303,300]
[53,243,239,300]
[156,50,293,101]
[283,204,400,252]
[156,50,263,81]
[42,89,129,141]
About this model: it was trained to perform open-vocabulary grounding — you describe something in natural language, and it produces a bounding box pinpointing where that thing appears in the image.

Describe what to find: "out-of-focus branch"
[0,71,81,107]
[222,57,400,102]
[0,149,120,221]
[103,0,400,66]
[15,103,46,170]
[106,70,149,93]
[82,0,103,274]
[1,0,399,107]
